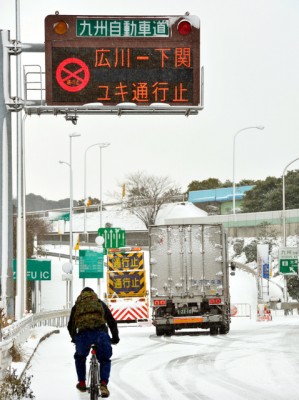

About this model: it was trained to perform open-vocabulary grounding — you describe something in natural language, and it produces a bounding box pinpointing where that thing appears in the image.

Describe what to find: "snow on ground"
[51,202,207,232]
[20,314,299,400]
[13,204,299,399]
[12,241,299,400]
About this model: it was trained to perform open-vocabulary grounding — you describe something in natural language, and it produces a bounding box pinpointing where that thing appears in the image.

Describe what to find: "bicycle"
[87,344,100,399]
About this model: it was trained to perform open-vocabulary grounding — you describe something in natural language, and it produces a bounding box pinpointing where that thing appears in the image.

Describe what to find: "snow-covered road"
[28,315,299,400]
[22,249,294,400]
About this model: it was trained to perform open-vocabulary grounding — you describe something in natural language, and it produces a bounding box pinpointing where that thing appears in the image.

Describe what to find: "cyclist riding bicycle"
[67,287,119,397]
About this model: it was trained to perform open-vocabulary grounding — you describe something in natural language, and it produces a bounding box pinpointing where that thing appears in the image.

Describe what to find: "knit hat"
[81,287,94,293]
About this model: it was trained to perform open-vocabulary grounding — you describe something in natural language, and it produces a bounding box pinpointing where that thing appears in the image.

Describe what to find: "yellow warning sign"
[107,251,145,297]
[108,252,144,271]
[108,270,146,297]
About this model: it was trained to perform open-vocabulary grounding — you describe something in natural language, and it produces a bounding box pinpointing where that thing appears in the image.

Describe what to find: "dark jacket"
[67,299,119,343]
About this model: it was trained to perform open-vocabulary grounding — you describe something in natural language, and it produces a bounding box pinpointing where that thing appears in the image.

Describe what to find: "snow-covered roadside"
[11,326,61,378]
[23,313,299,400]
[9,234,296,392]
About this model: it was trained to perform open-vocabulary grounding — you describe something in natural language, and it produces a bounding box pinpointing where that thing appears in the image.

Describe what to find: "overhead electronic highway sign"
[45,14,201,106]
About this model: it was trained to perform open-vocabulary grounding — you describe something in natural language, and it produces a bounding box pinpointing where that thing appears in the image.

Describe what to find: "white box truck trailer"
[149,223,230,336]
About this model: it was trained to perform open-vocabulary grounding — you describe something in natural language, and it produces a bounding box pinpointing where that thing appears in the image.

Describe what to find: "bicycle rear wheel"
[89,360,99,400]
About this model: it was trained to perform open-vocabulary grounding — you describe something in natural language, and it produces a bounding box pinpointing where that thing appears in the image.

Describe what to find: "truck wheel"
[156,327,164,336]
[165,328,175,336]
[219,323,230,334]
[210,326,218,335]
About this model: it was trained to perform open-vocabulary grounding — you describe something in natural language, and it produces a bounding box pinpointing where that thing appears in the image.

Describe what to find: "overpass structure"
[29,204,299,239]
[166,207,299,238]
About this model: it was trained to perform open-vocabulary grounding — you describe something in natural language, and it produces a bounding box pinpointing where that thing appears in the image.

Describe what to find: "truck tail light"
[154,299,167,306]
[209,298,222,305]
[177,19,192,35]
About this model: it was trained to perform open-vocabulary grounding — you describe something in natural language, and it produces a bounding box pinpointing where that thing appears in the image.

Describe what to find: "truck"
[106,247,149,322]
[149,223,230,336]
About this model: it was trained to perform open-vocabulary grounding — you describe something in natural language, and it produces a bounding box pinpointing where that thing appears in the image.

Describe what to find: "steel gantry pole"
[11,0,45,319]
[0,29,14,318]
[15,0,27,320]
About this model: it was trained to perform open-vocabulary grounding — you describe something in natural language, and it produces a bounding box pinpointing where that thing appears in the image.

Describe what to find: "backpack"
[74,291,106,331]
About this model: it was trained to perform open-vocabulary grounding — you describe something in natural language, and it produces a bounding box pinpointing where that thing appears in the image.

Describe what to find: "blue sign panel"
[262,263,270,279]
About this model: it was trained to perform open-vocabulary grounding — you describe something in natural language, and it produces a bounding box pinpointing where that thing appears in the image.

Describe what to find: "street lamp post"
[99,143,110,228]
[232,126,264,214]
[59,132,81,307]
[282,157,299,303]
[83,142,110,292]
[98,143,110,296]
[83,142,110,235]
[59,160,71,307]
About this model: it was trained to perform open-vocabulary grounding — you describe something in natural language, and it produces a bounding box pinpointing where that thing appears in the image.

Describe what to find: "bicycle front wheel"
[90,362,99,400]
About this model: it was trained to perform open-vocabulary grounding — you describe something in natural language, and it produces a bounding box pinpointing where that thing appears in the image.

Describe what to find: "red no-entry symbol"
[56,58,90,92]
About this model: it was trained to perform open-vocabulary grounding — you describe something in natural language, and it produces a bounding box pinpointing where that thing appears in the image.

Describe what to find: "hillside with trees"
[186,178,256,193]
[14,170,299,214]
[186,171,299,213]
[14,194,103,212]
[242,170,299,212]
[13,193,73,212]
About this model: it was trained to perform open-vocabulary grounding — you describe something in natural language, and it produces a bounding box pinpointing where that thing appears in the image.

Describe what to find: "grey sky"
[1,0,299,201]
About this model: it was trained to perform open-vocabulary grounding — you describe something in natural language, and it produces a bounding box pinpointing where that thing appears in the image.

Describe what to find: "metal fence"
[231,303,252,318]
[0,309,70,380]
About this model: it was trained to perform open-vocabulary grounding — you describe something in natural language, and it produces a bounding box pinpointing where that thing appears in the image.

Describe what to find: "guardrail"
[38,230,149,247]
[231,303,251,318]
[0,309,70,380]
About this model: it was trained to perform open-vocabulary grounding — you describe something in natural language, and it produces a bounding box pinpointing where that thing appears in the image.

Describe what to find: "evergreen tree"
[242,176,281,212]
[187,178,222,192]
[287,276,299,301]
[242,170,299,212]
[238,179,256,186]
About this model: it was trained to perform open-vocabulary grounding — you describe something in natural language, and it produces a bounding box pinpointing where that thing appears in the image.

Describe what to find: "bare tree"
[123,171,181,228]
[13,215,51,258]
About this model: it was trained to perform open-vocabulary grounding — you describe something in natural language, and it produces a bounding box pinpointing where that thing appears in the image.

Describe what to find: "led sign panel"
[45,14,200,106]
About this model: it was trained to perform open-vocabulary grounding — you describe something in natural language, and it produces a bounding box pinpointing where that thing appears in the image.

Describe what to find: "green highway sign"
[59,213,70,221]
[49,212,70,221]
[279,247,298,275]
[79,250,104,279]
[13,259,51,281]
[76,19,169,37]
[98,227,126,254]
[279,259,298,274]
